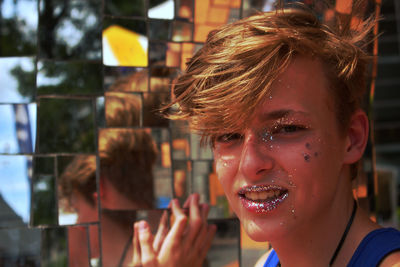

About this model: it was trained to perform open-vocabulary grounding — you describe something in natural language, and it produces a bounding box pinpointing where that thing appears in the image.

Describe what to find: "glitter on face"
[261,131,274,143]
[305,143,311,149]
[290,204,295,215]
[241,192,289,213]
[303,153,311,162]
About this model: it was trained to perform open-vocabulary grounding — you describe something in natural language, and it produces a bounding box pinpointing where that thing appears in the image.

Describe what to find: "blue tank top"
[263,228,400,267]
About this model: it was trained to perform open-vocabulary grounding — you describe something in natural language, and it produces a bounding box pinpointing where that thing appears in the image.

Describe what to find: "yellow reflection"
[103,25,148,67]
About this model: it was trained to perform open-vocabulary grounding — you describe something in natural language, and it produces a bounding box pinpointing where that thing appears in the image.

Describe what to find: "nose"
[238,134,274,182]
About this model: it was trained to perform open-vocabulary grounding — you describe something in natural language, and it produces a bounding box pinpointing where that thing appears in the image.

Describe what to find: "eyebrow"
[259,109,310,120]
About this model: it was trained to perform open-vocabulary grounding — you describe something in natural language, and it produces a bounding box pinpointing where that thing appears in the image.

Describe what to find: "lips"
[238,185,288,213]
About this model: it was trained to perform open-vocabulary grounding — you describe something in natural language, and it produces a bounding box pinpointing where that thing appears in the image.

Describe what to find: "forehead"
[250,56,335,123]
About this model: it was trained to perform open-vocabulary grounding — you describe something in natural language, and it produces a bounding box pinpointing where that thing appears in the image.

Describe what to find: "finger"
[200,203,210,223]
[131,223,142,267]
[153,210,169,253]
[184,193,203,245]
[158,199,187,257]
[183,194,193,208]
[137,221,157,267]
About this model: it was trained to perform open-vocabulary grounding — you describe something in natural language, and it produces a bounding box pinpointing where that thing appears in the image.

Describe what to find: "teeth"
[245,190,281,201]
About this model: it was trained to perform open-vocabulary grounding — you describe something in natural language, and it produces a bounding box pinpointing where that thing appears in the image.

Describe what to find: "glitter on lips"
[238,185,289,213]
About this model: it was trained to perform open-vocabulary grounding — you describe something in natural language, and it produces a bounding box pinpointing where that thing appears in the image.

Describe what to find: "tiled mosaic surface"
[0,0,382,266]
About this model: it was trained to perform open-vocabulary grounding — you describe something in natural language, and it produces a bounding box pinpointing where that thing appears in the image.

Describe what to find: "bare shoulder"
[254,249,272,267]
[379,251,400,267]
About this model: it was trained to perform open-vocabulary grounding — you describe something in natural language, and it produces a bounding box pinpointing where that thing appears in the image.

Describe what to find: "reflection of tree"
[39,0,102,59]
[32,174,57,226]
[10,63,36,100]
[41,228,68,267]
[0,0,37,56]
[38,98,95,153]
[37,61,102,95]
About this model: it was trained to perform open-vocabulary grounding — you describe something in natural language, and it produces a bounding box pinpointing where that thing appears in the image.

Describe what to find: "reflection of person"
[157,7,400,267]
[59,129,158,266]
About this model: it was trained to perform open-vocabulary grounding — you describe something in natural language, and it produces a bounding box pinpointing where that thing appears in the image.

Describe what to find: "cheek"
[214,148,241,190]
[215,157,239,187]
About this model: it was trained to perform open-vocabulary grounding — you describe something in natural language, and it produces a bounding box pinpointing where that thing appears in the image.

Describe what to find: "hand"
[131,194,216,267]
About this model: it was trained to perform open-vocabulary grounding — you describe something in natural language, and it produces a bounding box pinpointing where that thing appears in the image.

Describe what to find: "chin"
[241,219,273,242]
[241,216,289,243]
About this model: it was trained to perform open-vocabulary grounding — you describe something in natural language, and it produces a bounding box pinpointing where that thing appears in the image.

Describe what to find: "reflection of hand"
[131,194,216,267]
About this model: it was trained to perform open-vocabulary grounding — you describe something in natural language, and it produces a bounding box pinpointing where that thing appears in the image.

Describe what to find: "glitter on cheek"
[305,142,311,149]
[261,132,274,143]
[303,153,311,162]
[314,152,319,157]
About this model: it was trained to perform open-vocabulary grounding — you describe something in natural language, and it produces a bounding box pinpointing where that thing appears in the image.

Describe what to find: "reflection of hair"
[105,92,141,127]
[59,155,97,208]
[59,129,158,209]
[99,129,158,208]
[166,7,374,143]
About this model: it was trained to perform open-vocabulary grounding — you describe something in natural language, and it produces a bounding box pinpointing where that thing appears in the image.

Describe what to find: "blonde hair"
[166,7,375,144]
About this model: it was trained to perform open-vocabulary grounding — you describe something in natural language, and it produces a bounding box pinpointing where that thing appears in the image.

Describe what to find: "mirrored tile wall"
[0,0,380,266]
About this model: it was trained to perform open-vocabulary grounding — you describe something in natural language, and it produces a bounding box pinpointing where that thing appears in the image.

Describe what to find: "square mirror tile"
[0,227,41,266]
[37,60,103,95]
[149,0,175,19]
[0,0,38,56]
[41,227,68,266]
[58,155,99,225]
[0,57,36,103]
[37,98,95,153]
[104,66,149,92]
[149,19,172,41]
[104,92,142,127]
[39,0,102,60]
[103,18,147,67]
[104,0,146,17]
[206,218,241,267]
[0,155,32,226]
[0,104,36,154]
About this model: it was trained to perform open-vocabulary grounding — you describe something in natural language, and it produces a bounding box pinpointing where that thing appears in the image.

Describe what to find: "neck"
[101,215,132,267]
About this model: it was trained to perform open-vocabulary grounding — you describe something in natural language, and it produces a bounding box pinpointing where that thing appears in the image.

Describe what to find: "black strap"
[117,233,133,267]
[329,199,358,266]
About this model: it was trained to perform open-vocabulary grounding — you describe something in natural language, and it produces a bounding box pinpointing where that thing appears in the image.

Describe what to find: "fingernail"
[138,221,148,232]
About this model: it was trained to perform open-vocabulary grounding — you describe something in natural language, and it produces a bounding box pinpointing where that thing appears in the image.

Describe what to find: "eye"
[215,133,243,143]
[272,124,307,134]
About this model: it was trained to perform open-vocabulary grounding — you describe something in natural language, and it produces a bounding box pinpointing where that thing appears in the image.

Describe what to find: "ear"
[343,109,369,164]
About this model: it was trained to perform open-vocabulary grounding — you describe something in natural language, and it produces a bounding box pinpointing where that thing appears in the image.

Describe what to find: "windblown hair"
[166,7,375,144]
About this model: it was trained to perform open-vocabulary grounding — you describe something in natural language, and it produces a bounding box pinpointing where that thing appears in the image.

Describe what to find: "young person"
[133,6,400,267]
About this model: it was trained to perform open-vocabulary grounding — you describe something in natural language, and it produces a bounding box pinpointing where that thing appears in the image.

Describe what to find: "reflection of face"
[213,57,349,242]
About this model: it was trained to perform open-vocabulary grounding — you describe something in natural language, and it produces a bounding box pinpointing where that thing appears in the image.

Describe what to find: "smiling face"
[213,56,351,242]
